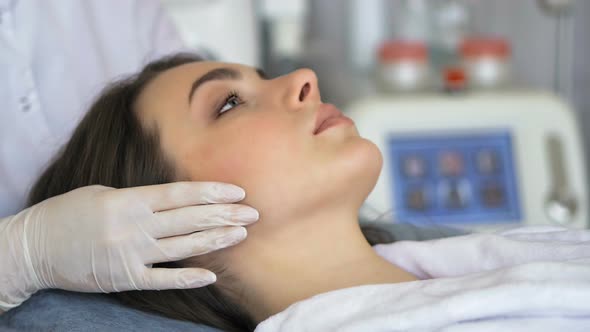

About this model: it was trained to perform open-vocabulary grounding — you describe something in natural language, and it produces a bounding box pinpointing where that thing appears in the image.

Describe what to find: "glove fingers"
[141,267,217,290]
[148,203,258,238]
[118,181,246,212]
[146,226,247,264]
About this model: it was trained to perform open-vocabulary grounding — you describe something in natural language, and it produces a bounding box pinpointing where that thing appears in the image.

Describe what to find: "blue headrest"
[0,289,221,332]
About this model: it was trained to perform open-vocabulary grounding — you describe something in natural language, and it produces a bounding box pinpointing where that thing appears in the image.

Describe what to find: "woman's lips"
[315,116,354,134]
[313,104,354,135]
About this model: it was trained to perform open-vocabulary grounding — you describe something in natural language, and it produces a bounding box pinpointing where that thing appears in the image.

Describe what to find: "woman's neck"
[220,208,418,322]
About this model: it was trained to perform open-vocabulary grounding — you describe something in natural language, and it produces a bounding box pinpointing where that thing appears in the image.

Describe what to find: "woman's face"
[135,61,382,228]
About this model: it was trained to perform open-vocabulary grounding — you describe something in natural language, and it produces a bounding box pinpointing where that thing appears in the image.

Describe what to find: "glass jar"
[376,40,432,93]
[460,37,511,90]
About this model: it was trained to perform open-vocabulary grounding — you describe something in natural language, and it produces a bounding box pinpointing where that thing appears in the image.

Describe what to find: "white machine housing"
[346,92,588,231]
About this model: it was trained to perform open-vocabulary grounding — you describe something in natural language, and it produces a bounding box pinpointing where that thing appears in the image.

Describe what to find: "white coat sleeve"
[132,0,191,62]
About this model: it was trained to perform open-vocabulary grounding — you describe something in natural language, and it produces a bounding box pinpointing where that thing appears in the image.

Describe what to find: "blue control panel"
[388,130,521,225]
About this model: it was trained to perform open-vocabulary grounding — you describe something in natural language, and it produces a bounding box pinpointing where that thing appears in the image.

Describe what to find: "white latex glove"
[0,182,259,312]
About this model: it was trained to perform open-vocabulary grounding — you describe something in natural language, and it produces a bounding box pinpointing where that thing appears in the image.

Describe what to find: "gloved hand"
[0,182,259,312]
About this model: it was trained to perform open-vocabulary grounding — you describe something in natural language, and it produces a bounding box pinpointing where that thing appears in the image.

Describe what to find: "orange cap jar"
[376,40,432,93]
[460,37,511,89]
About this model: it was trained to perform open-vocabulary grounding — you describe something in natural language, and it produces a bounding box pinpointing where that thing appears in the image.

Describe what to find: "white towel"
[373,225,590,279]
[255,226,590,331]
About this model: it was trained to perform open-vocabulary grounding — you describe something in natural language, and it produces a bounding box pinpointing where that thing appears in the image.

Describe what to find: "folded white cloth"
[255,226,590,331]
[374,225,590,279]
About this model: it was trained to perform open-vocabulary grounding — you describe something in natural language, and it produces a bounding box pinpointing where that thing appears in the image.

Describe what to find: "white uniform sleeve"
[132,0,190,63]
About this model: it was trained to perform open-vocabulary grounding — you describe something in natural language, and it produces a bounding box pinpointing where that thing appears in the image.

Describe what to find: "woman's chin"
[325,137,383,207]
[344,137,382,176]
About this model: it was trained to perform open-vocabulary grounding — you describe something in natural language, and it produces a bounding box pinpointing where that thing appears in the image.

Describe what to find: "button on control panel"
[389,131,521,225]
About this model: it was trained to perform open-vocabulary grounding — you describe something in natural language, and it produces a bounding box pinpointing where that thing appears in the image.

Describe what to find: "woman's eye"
[218,94,242,116]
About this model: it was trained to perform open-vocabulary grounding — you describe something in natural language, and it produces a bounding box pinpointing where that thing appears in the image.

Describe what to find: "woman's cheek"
[185,134,269,183]
[185,115,303,183]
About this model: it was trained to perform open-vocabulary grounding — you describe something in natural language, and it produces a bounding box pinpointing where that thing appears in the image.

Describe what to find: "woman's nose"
[283,68,319,109]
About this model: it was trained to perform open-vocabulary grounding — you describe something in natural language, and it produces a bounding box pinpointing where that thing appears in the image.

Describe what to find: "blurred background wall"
[300,0,588,111]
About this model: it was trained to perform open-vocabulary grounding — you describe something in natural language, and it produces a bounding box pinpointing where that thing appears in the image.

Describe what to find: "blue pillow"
[0,289,221,332]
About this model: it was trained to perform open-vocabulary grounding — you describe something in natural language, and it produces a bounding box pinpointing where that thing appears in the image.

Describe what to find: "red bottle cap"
[443,67,468,91]
[460,37,510,59]
[378,40,428,63]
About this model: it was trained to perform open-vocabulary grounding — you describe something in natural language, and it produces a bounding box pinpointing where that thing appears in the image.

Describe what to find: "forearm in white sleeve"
[133,0,189,61]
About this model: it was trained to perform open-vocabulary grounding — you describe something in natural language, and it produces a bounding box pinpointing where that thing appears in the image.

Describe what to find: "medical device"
[347,91,588,231]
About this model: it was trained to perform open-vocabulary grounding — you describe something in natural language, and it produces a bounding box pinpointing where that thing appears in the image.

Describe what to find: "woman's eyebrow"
[188,67,242,104]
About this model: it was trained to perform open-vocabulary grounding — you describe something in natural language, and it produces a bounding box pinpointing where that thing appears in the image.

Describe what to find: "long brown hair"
[27,53,257,332]
[27,53,393,332]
